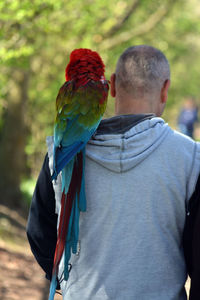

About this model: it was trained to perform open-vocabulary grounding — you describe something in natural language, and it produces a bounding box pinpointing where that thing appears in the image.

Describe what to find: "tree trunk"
[0,69,29,208]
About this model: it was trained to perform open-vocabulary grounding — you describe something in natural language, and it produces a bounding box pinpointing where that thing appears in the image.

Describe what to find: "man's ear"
[161,79,170,103]
[110,73,116,98]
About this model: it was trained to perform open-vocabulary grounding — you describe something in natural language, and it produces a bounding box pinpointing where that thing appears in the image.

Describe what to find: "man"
[27,45,200,300]
[178,98,198,138]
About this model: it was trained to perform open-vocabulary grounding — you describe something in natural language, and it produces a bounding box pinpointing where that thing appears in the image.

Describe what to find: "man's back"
[54,116,200,300]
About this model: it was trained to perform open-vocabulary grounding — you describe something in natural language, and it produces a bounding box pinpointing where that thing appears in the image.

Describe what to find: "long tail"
[48,150,86,300]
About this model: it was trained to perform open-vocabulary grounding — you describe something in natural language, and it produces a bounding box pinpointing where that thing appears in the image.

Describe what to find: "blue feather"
[48,274,57,300]
[52,122,98,181]
[52,142,84,180]
[61,159,74,192]
[79,148,86,211]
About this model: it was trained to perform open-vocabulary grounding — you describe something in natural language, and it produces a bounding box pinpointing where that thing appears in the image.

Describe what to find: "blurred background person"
[177,98,198,138]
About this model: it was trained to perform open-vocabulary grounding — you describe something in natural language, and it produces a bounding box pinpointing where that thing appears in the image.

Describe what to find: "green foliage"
[20,178,36,206]
[1,0,200,180]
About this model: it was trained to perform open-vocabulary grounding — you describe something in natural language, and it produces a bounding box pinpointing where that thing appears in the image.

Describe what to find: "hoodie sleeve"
[26,154,58,281]
[183,172,200,299]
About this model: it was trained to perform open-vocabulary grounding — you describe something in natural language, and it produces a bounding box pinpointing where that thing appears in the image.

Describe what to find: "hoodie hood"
[86,115,171,173]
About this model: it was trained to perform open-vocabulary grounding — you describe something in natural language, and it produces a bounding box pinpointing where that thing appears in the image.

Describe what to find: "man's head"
[111,45,170,116]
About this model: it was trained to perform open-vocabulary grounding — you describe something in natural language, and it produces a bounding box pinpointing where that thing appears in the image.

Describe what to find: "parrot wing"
[52,79,109,180]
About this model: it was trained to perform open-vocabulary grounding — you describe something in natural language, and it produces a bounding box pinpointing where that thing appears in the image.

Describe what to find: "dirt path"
[0,205,60,300]
[0,246,47,300]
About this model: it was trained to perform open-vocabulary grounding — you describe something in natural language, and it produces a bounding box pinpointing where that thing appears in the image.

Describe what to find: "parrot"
[48,48,109,300]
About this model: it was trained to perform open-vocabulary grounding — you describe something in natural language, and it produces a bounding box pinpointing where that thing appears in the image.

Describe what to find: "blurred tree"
[0,0,200,208]
[0,69,29,206]
[0,0,60,206]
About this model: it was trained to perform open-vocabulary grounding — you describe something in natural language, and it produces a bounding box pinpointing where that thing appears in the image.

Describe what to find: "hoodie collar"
[96,114,155,135]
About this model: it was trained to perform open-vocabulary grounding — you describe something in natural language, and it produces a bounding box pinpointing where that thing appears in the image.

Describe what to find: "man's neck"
[115,96,158,116]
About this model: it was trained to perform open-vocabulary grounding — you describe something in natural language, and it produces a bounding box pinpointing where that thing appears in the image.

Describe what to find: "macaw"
[49,48,109,300]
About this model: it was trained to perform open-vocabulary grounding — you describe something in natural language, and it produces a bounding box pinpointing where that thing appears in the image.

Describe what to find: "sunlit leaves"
[1,0,200,174]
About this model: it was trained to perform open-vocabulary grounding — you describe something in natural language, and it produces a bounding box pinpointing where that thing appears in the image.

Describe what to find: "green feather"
[55,80,108,129]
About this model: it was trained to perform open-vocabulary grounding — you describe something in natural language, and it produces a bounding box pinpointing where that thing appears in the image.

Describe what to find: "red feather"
[52,191,73,274]
[65,48,106,86]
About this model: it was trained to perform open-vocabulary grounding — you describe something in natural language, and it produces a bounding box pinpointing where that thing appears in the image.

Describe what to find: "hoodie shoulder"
[86,118,170,173]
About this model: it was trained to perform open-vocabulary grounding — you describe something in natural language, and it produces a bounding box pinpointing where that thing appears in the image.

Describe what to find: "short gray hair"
[115,45,170,98]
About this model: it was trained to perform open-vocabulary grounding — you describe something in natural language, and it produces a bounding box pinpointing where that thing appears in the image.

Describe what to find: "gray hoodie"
[47,115,200,300]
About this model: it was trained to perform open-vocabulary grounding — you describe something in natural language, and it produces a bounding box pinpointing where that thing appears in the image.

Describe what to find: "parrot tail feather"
[48,274,57,300]
[49,150,86,299]
[63,151,84,279]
